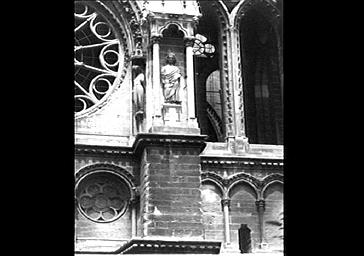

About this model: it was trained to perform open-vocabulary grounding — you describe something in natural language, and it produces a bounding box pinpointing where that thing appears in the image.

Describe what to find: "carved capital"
[150,35,162,44]
[184,36,195,47]
[221,198,231,208]
[255,200,265,211]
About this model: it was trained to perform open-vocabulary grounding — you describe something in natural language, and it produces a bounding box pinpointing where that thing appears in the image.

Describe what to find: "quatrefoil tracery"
[76,173,131,223]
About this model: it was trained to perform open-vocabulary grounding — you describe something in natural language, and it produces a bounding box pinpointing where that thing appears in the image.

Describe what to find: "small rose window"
[193,34,216,58]
[76,172,131,223]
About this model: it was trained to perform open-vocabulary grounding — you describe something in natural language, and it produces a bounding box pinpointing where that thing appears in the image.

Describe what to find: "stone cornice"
[117,238,221,254]
[132,133,208,157]
[75,134,208,158]
[75,144,133,156]
[201,156,284,167]
[75,143,284,167]
[143,1,201,17]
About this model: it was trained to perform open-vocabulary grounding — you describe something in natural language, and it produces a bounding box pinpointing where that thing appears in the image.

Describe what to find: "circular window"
[192,34,216,58]
[193,40,205,56]
[76,172,131,223]
[74,1,126,118]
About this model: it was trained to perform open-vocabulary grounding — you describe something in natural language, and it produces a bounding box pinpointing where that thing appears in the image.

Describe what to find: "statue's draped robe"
[161,64,181,102]
[133,73,145,112]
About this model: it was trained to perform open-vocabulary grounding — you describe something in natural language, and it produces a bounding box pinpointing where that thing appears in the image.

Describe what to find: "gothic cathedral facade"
[75,0,283,254]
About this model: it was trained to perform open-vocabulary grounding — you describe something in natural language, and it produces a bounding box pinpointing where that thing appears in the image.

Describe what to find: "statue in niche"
[238,224,252,253]
[132,65,145,132]
[161,52,182,104]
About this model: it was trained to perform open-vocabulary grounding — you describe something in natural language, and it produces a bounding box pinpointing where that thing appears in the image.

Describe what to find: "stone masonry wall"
[139,145,205,239]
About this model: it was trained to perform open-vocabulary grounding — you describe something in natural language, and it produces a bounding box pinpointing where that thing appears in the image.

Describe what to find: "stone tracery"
[76,172,130,222]
[74,0,143,119]
[74,1,123,117]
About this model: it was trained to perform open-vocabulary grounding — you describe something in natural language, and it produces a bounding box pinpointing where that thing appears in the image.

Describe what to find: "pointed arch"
[197,0,234,139]
[201,180,225,198]
[235,0,283,144]
[232,0,281,31]
[227,177,259,200]
[261,173,283,198]
[201,171,226,196]
[158,22,188,38]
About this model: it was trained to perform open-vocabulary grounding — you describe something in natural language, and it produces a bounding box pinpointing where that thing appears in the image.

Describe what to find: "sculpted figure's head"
[165,52,177,65]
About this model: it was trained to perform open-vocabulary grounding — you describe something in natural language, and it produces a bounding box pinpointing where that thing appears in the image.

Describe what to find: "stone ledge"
[201,143,283,160]
[132,133,208,157]
[75,133,131,147]
[75,144,133,156]
[118,239,221,254]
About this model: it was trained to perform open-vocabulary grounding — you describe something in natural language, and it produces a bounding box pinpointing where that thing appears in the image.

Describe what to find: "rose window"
[76,172,131,223]
[74,1,126,118]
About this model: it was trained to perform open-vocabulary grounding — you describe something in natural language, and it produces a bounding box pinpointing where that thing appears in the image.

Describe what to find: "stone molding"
[114,0,144,57]
[75,144,134,156]
[132,133,208,157]
[117,238,221,254]
[211,1,234,138]
[75,143,283,166]
[201,157,284,167]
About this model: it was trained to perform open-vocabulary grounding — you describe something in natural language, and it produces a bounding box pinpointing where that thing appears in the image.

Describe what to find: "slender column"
[221,198,231,245]
[145,44,153,131]
[230,26,244,137]
[151,35,162,123]
[130,198,138,238]
[184,37,196,123]
[256,199,266,248]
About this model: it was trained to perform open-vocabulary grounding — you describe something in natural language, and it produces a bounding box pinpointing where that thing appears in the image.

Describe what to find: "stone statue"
[238,224,252,253]
[132,65,145,114]
[161,52,182,104]
[132,65,145,133]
